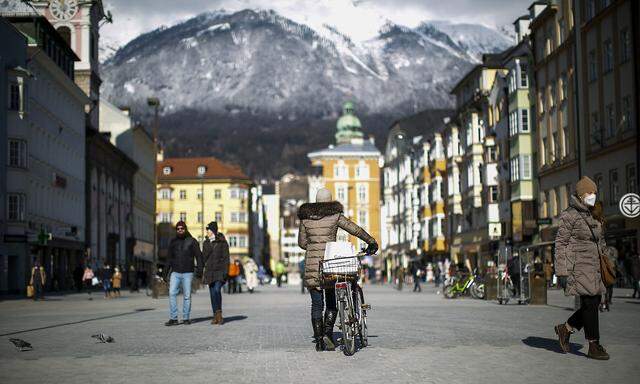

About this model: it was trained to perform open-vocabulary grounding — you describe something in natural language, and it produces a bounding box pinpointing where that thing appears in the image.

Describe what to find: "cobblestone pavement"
[0,284,638,384]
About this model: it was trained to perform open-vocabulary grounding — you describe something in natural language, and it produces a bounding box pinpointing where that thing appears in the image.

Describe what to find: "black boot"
[312,318,324,352]
[323,310,338,351]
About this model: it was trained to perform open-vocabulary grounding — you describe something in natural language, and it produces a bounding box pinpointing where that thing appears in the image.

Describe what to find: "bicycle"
[321,252,371,356]
[443,269,485,299]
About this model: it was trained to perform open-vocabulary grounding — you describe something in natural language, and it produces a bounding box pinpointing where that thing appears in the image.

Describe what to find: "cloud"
[101,0,532,48]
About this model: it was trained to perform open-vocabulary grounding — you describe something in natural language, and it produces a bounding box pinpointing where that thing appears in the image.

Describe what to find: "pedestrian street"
[0,284,638,384]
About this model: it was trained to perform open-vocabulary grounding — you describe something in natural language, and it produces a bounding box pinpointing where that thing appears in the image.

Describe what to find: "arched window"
[57,26,71,47]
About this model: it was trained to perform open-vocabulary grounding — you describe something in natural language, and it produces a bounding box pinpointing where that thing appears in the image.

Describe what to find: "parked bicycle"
[321,252,371,356]
[443,268,485,299]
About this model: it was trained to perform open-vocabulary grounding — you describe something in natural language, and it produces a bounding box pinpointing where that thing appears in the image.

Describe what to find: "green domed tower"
[335,101,364,144]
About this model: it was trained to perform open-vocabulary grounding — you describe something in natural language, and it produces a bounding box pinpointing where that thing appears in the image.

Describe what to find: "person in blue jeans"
[202,222,230,325]
[165,221,203,326]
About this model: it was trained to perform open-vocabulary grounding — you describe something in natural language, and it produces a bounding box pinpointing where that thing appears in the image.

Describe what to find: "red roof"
[157,157,250,181]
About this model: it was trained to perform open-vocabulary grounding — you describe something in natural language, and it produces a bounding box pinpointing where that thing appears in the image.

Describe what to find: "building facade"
[99,100,156,270]
[156,156,253,262]
[1,15,89,293]
[308,103,382,256]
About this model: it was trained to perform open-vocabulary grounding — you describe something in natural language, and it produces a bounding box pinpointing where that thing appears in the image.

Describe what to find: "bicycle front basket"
[322,256,360,275]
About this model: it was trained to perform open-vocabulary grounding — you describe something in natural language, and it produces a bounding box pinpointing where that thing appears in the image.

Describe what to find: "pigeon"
[91,333,114,343]
[9,338,33,351]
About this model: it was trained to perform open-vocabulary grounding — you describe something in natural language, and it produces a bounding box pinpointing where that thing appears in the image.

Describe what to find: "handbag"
[26,285,34,298]
[579,213,616,287]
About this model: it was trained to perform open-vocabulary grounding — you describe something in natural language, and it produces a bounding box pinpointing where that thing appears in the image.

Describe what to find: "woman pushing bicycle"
[297,188,378,351]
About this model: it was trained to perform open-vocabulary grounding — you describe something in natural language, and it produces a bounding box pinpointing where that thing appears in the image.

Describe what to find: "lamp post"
[147,97,160,266]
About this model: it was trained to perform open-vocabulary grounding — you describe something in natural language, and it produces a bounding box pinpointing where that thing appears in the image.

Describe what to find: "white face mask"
[583,193,597,207]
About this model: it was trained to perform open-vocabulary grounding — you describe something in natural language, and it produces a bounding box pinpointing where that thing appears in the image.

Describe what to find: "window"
[550,189,559,217]
[627,164,637,193]
[179,212,187,222]
[231,212,247,223]
[355,162,369,179]
[215,211,222,223]
[230,188,247,199]
[539,192,548,218]
[509,111,517,136]
[8,139,27,168]
[9,82,20,110]
[357,184,368,202]
[522,155,532,180]
[538,88,545,114]
[511,157,520,181]
[559,74,567,101]
[548,84,555,109]
[158,212,172,223]
[488,186,498,203]
[228,235,237,248]
[486,146,497,162]
[163,166,172,175]
[603,40,613,73]
[559,19,566,43]
[590,112,600,146]
[622,96,632,131]
[214,189,221,199]
[610,169,620,206]
[358,210,368,228]
[159,188,172,200]
[588,50,597,81]
[197,211,203,223]
[605,104,615,138]
[520,109,529,132]
[336,185,347,204]
[197,165,206,175]
[196,189,203,200]
[594,173,604,202]
[620,29,631,63]
[540,137,547,167]
[467,164,473,188]
[7,193,26,221]
[179,190,187,200]
[333,162,348,179]
[519,64,528,88]
[561,104,569,158]
[228,235,248,248]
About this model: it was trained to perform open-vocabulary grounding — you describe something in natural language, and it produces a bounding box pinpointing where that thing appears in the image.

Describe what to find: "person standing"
[100,264,113,299]
[275,260,286,288]
[30,259,46,301]
[82,265,95,300]
[554,176,610,360]
[165,221,203,326]
[411,262,422,292]
[128,265,138,293]
[242,256,258,293]
[544,259,554,288]
[629,244,640,299]
[112,267,122,298]
[297,188,378,351]
[202,222,229,325]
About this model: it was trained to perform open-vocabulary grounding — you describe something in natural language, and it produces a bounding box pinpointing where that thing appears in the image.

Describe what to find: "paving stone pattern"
[0,284,638,383]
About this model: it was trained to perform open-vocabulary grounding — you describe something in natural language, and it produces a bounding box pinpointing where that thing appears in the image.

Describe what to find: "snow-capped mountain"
[100,8,512,177]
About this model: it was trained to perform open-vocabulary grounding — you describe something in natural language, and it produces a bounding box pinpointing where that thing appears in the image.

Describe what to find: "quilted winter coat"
[554,195,607,297]
[297,202,375,288]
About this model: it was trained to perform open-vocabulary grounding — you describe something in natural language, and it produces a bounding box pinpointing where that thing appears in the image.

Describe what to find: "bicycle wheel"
[443,284,456,299]
[338,299,356,356]
[355,286,368,348]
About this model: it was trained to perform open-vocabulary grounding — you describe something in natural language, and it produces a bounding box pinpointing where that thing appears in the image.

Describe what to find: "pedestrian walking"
[82,265,94,300]
[29,259,46,301]
[165,221,203,326]
[242,256,258,293]
[629,244,640,299]
[553,176,610,360]
[227,260,240,294]
[202,222,229,325]
[275,260,286,287]
[100,264,113,299]
[112,267,122,298]
[411,262,422,292]
[297,188,378,351]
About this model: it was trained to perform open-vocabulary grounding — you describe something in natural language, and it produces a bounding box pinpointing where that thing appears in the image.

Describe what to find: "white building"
[99,100,156,269]
[1,15,89,293]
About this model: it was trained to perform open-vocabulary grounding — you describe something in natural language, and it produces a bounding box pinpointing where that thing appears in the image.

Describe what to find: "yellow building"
[307,102,382,251]
[156,156,253,262]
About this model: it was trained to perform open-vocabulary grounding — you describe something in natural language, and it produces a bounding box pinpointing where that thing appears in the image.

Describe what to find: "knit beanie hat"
[316,188,332,203]
[576,176,597,196]
[206,221,218,233]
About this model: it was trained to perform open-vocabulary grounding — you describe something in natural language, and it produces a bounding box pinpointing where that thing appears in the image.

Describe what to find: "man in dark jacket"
[202,221,229,325]
[165,221,203,326]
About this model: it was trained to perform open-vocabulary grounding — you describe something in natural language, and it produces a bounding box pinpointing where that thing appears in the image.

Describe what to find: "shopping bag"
[26,285,34,298]
[92,276,100,286]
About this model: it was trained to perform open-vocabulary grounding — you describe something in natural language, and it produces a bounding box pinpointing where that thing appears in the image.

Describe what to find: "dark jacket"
[554,195,607,296]
[168,233,204,275]
[202,233,230,284]
[297,201,375,288]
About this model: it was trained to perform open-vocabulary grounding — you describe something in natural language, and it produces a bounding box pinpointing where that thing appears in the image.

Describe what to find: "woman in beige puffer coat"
[553,176,609,360]
[298,188,377,351]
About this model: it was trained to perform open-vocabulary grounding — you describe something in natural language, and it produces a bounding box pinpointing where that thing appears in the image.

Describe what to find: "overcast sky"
[101,0,533,49]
